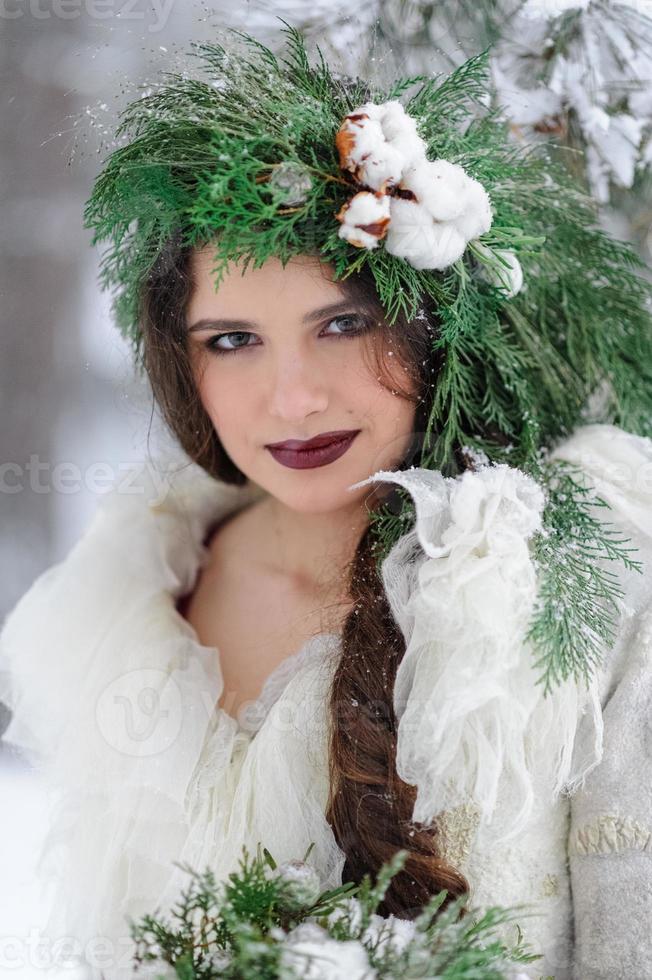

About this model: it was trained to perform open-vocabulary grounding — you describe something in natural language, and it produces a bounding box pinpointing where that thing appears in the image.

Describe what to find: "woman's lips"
[266,431,360,469]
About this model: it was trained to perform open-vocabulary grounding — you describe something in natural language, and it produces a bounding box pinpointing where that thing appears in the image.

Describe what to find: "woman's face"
[186,244,418,513]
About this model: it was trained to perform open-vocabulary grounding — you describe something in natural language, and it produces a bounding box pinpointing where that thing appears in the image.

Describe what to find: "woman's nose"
[266,351,330,419]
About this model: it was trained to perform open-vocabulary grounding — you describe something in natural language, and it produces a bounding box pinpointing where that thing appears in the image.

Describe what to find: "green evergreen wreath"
[83,20,652,696]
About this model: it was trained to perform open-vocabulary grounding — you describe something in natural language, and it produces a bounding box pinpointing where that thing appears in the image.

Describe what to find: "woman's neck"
[249,492,372,596]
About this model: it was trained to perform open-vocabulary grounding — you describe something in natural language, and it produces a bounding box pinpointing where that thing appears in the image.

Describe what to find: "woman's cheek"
[201,373,246,431]
[194,369,222,422]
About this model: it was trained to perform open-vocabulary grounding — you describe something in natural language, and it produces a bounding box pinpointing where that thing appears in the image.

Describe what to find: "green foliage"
[127,845,544,979]
[525,458,644,695]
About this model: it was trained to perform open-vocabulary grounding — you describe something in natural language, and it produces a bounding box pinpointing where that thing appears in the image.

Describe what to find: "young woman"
[1,24,651,980]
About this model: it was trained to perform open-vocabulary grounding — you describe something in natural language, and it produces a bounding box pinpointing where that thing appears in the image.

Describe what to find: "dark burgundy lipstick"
[265,429,360,469]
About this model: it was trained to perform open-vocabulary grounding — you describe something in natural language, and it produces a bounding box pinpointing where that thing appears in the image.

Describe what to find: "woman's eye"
[205,331,255,354]
[203,313,365,356]
[322,313,365,337]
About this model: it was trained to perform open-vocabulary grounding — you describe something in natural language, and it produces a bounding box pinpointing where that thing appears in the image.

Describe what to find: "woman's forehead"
[188,248,346,315]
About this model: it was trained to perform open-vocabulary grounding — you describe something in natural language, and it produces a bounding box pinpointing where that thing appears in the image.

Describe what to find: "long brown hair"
[139,231,471,921]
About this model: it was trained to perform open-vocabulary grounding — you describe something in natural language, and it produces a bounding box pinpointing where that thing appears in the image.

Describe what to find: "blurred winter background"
[1,0,651,977]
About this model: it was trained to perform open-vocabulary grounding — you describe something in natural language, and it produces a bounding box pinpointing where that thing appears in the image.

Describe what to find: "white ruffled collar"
[350,437,617,844]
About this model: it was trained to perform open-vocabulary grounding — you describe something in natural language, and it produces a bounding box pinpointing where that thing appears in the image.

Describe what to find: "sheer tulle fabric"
[0,464,345,979]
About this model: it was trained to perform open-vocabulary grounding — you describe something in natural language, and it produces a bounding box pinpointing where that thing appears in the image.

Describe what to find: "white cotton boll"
[336,190,391,249]
[412,223,468,270]
[385,198,467,270]
[355,100,383,122]
[380,100,417,141]
[385,197,432,255]
[351,117,405,192]
[335,101,495,269]
[337,101,427,191]
[379,100,428,166]
[337,105,405,192]
[388,130,428,169]
[474,242,524,298]
[401,158,471,222]
[360,144,406,192]
[452,177,493,241]
[337,224,380,249]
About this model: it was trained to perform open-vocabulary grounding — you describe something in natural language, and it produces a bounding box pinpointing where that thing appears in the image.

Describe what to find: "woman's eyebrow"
[187,300,354,333]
